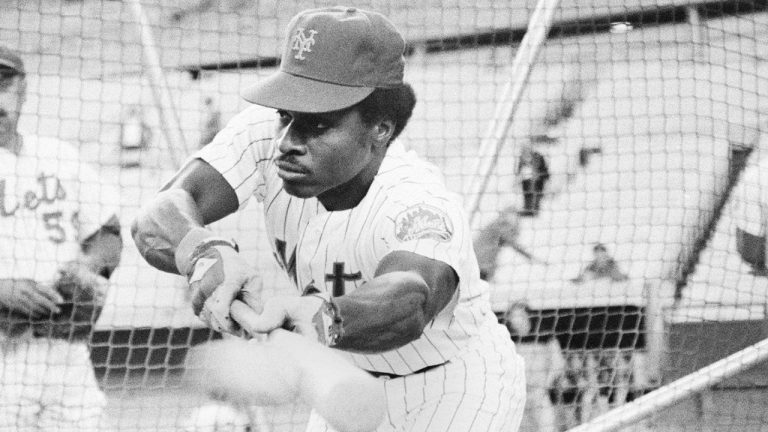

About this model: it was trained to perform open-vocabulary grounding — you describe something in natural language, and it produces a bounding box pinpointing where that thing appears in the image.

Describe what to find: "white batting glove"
[175,228,261,335]
[242,294,343,346]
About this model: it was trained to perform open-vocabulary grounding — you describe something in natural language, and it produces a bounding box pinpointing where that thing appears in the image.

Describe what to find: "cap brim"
[241,71,375,113]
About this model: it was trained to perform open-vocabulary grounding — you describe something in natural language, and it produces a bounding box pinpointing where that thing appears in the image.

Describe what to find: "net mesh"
[1,1,767,431]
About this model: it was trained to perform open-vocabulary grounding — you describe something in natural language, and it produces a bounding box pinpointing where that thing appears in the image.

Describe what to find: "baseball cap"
[242,6,405,113]
[0,46,24,75]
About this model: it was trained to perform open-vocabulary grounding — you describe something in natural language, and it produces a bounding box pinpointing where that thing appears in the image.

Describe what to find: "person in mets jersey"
[0,45,123,431]
[131,6,525,431]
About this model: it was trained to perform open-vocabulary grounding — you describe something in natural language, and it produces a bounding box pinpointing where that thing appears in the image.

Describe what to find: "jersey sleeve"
[733,161,767,237]
[372,190,472,279]
[194,105,277,207]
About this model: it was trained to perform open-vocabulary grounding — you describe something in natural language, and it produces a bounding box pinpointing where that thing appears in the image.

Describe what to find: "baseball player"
[132,6,525,432]
[0,46,123,431]
[734,155,768,276]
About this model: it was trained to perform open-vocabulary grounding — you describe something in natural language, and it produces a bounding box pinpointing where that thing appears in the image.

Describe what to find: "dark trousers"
[522,178,546,213]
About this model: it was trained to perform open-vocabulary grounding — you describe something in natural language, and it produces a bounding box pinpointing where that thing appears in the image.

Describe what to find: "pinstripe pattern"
[304,325,526,432]
[196,105,525,430]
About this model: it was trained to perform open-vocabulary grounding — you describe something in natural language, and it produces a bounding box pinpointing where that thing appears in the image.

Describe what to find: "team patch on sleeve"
[394,204,454,242]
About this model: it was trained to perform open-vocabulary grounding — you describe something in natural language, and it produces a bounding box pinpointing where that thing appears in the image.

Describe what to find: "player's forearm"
[333,271,432,353]
[131,188,205,274]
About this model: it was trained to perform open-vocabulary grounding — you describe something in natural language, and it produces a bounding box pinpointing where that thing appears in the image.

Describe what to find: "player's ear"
[373,118,394,147]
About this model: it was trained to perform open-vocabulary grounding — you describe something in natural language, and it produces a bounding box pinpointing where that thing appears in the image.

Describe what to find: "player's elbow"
[391,293,431,345]
[355,302,427,353]
[401,309,430,344]
[334,274,431,353]
[385,273,440,346]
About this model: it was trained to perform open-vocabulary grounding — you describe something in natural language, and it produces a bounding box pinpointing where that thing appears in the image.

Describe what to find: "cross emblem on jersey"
[325,262,361,297]
[291,28,318,60]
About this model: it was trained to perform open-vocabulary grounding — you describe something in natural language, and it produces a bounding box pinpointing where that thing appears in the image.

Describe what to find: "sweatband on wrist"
[309,294,344,347]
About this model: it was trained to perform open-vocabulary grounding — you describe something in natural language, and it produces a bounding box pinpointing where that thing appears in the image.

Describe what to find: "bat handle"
[230,299,254,325]
[230,299,272,340]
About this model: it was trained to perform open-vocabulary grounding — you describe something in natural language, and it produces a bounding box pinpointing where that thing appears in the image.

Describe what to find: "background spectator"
[474,207,545,281]
[0,44,123,431]
[199,96,222,148]
[504,301,566,432]
[118,104,152,168]
[554,351,601,429]
[517,145,550,216]
[571,243,629,283]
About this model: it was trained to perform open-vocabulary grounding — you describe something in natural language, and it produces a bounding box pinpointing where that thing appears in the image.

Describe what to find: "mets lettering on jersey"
[0,174,78,244]
[0,135,118,284]
[197,106,504,375]
[0,173,66,216]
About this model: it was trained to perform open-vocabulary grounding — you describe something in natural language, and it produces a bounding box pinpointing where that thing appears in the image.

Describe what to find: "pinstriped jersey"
[196,105,503,375]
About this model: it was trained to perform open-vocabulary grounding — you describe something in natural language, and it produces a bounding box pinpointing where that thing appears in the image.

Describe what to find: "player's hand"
[0,278,63,318]
[187,244,261,335]
[240,295,325,341]
[33,261,109,341]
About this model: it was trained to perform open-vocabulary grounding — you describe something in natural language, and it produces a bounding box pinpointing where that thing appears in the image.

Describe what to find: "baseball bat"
[186,300,386,432]
[127,0,188,169]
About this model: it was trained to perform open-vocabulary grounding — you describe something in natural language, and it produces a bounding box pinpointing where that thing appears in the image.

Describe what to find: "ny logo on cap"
[291,28,318,60]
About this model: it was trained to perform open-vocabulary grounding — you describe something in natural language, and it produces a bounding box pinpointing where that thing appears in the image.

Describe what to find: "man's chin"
[281,181,318,199]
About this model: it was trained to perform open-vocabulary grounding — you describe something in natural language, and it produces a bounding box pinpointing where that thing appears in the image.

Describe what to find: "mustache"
[275,155,303,166]
[276,155,295,163]
[274,156,309,174]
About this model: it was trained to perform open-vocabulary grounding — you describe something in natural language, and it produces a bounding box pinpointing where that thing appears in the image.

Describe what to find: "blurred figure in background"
[571,243,628,284]
[517,145,550,216]
[199,96,222,148]
[474,207,545,281]
[555,351,600,429]
[504,301,566,432]
[119,104,152,168]
[595,349,634,413]
[0,45,122,431]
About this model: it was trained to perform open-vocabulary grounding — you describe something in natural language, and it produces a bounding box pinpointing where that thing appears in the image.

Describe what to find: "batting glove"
[242,293,343,346]
[175,227,261,334]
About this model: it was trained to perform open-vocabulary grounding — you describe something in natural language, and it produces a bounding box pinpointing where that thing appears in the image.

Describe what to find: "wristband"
[310,294,344,347]
[190,238,239,259]
[175,227,239,276]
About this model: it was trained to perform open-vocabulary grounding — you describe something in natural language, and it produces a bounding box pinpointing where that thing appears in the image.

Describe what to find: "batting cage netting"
[2,1,768,431]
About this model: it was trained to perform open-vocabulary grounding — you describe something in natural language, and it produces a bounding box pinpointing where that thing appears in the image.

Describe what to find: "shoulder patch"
[394,204,454,242]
